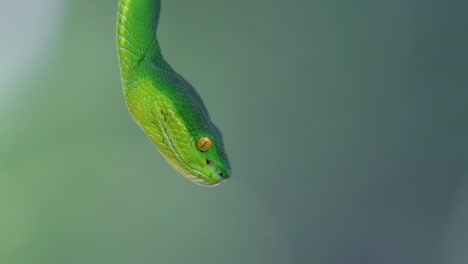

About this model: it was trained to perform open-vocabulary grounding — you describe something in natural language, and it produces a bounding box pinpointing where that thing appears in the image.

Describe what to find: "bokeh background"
[1,0,467,263]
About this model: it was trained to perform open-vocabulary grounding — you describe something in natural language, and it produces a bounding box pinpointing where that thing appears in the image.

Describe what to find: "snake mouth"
[175,159,229,187]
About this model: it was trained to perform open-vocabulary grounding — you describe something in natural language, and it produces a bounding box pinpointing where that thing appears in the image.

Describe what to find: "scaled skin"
[117,0,231,186]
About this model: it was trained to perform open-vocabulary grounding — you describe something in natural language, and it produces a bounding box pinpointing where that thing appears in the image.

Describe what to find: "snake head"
[124,65,231,187]
[178,131,231,186]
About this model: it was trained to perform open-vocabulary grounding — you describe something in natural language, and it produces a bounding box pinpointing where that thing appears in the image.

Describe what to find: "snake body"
[116,0,231,186]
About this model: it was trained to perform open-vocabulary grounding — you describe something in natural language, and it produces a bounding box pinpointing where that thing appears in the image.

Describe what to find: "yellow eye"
[196,137,212,152]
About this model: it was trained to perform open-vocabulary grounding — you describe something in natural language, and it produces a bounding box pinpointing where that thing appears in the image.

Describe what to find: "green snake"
[116,0,231,186]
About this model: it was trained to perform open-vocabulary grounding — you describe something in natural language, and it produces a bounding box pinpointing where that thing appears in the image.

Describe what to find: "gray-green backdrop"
[1,0,467,263]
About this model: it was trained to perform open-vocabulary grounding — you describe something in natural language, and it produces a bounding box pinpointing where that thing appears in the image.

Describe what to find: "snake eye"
[196,137,212,152]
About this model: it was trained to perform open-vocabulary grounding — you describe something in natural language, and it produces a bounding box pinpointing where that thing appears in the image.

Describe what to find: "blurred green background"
[1,0,467,263]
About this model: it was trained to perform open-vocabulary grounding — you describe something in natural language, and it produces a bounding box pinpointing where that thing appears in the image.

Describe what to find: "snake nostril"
[218,172,224,178]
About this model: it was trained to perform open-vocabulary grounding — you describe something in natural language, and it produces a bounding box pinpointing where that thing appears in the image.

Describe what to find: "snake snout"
[206,159,229,182]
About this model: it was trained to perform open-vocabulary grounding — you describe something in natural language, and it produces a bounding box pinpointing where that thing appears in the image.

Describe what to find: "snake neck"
[117,0,163,78]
